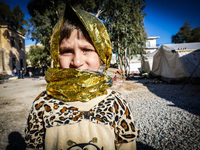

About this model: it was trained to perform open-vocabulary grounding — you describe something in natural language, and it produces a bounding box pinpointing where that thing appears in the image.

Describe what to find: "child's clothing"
[25,4,139,149]
[25,90,138,149]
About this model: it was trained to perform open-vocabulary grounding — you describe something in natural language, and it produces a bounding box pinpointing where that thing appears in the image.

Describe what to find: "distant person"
[28,71,32,78]
[18,69,21,79]
[25,3,139,150]
[21,67,26,79]
[12,68,17,76]
[42,65,47,76]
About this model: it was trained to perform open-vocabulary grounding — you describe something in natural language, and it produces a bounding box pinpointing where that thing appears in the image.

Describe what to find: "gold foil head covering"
[50,4,112,71]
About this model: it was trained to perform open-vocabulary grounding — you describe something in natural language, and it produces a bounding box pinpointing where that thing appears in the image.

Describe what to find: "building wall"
[0,25,26,75]
[126,37,159,72]
[146,39,157,47]
[145,36,159,53]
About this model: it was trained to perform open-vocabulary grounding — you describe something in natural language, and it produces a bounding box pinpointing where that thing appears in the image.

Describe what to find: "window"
[0,51,5,71]
[146,41,151,47]
[11,37,15,47]
[19,40,23,50]
[12,58,16,70]
[20,59,23,69]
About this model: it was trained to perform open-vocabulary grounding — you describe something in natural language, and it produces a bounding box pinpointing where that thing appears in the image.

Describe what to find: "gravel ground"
[110,79,200,150]
[0,72,200,150]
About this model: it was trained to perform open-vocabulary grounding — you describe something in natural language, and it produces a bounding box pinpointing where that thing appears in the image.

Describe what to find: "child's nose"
[70,52,84,68]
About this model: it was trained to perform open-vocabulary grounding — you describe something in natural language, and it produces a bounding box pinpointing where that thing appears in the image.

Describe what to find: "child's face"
[59,29,101,71]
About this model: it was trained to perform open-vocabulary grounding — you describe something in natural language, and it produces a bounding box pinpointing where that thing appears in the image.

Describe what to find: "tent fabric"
[141,50,158,73]
[150,43,200,82]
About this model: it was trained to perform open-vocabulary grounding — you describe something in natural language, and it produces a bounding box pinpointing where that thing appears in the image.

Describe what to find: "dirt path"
[0,78,46,149]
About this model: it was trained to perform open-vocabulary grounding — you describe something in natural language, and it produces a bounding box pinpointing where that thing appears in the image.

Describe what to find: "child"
[25,4,138,150]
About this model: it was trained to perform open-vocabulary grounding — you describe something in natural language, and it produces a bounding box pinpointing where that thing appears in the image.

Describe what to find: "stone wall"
[0,25,26,75]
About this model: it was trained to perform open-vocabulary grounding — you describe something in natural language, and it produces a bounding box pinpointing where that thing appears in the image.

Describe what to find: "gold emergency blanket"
[50,5,112,71]
[46,5,113,102]
[45,68,112,102]
[74,9,112,71]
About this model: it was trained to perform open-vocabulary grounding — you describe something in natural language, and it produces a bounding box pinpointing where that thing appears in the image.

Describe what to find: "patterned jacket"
[25,90,139,150]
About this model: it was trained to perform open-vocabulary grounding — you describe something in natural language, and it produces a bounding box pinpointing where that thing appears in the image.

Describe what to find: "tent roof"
[162,42,200,51]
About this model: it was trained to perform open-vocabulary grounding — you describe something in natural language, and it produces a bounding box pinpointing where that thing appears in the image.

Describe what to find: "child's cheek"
[59,56,70,69]
[87,56,101,71]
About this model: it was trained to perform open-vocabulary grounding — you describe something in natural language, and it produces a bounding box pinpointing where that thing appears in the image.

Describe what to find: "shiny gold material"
[47,5,113,102]
[50,5,112,71]
[45,68,112,102]
[50,16,63,68]
[73,8,112,71]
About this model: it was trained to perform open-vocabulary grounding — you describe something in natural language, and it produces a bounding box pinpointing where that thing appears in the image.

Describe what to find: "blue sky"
[144,0,200,45]
[2,0,200,46]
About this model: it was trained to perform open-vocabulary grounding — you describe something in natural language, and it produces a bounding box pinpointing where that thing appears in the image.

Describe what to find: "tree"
[190,26,200,42]
[0,1,27,35]
[9,6,28,35]
[27,0,67,67]
[0,1,12,25]
[102,0,147,77]
[172,22,200,43]
[26,45,51,67]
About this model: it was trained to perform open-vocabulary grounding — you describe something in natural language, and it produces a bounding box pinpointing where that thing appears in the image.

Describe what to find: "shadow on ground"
[137,141,156,150]
[6,132,26,150]
[136,79,200,116]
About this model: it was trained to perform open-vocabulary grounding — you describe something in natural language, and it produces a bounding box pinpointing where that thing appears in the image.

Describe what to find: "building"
[110,36,160,72]
[128,36,159,72]
[145,36,159,53]
[0,25,26,75]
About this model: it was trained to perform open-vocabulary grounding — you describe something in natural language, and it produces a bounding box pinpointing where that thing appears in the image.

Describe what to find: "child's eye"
[60,49,72,55]
[83,49,94,53]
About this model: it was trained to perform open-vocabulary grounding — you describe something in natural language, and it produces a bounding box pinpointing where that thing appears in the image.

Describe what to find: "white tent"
[150,43,200,83]
[141,50,158,73]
